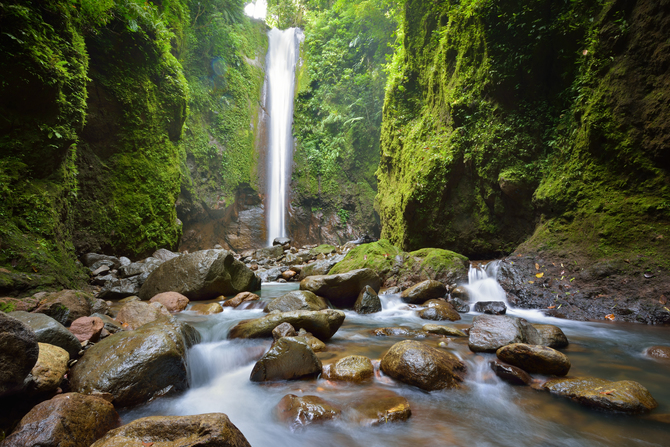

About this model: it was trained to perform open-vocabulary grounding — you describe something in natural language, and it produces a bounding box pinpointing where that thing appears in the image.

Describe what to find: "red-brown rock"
[223,292,260,308]
[69,316,104,343]
[149,291,190,312]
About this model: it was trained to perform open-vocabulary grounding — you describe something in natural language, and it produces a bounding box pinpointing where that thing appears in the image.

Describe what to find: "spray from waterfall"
[465,260,509,305]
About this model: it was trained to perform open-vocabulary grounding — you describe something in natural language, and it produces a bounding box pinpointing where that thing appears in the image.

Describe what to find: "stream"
[121,271,670,446]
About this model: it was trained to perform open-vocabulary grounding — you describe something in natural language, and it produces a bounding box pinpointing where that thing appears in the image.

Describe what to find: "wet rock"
[323,355,374,382]
[139,249,260,301]
[118,258,163,278]
[298,257,343,279]
[91,265,110,277]
[422,324,466,337]
[417,299,461,321]
[349,391,411,426]
[281,270,298,280]
[2,392,119,447]
[532,324,569,349]
[497,343,571,376]
[229,309,345,341]
[90,413,250,447]
[542,377,658,413]
[33,290,93,326]
[299,268,381,308]
[119,295,141,303]
[69,316,104,343]
[447,297,470,313]
[371,327,428,338]
[473,301,507,315]
[25,343,69,395]
[401,280,447,304]
[0,312,39,397]
[450,286,470,301]
[382,286,401,294]
[91,313,122,334]
[82,253,122,269]
[291,330,327,352]
[69,317,200,407]
[89,298,109,316]
[265,290,329,313]
[273,237,292,248]
[380,340,466,391]
[189,302,223,315]
[274,394,340,430]
[98,277,142,300]
[250,337,322,382]
[149,291,190,312]
[8,311,81,358]
[645,345,670,360]
[115,301,171,330]
[272,322,297,340]
[0,296,39,312]
[468,315,542,352]
[223,291,260,308]
[256,245,284,259]
[490,359,532,385]
[354,285,382,314]
[258,267,282,283]
[152,248,180,262]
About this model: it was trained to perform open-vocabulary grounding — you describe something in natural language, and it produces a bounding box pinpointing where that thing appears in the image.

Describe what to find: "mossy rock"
[309,245,338,256]
[329,240,403,278]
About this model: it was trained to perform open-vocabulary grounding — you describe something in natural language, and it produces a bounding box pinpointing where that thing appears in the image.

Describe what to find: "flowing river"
[121,270,670,446]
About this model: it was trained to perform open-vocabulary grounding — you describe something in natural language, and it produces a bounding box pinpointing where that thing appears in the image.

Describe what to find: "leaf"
[605,314,615,321]
[536,272,544,278]
[528,281,534,284]
[535,263,539,270]
[547,305,556,309]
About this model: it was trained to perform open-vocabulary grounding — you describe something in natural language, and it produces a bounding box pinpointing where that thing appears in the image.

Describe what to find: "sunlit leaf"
[535,272,544,278]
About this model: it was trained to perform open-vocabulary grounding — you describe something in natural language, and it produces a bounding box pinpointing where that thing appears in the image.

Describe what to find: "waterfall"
[265,28,303,245]
[465,260,509,305]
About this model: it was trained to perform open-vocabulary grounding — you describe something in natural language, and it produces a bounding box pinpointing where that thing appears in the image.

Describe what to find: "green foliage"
[309,244,337,255]
[329,239,403,276]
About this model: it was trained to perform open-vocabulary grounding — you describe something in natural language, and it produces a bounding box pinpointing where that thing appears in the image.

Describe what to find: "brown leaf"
[547,305,556,309]
[535,263,540,271]
[605,314,616,321]
[660,295,667,305]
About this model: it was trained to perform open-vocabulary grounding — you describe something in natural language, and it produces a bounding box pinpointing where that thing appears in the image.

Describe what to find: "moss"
[329,239,405,277]
[309,244,338,256]
[408,248,469,279]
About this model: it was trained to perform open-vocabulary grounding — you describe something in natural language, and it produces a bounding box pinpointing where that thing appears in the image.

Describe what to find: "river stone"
[8,311,81,358]
[91,313,122,334]
[139,249,261,301]
[152,248,180,262]
[542,377,658,413]
[223,291,260,308]
[299,268,381,308]
[33,290,93,326]
[298,257,343,279]
[448,297,470,313]
[265,290,329,313]
[354,285,382,314]
[497,343,571,376]
[69,316,104,343]
[468,315,542,352]
[229,309,345,341]
[272,322,297,339]
[82,253,122,269]
[473,301,507,315]
[532,324,569,349]
[401,280,447,304]
[0,312,39,397]
[323,355,374,382]
[24,343,69,395]
[291,331,327,352]
[380,340,466,391]
[98,277,142,300]
[645,345,670,360]
[250,337,322,382]
[417,299,461,321]
[69,317,200,407]
[273,237,292,247]
[149,291,190,312]
[119,296,141,303]
[372,327,428,338]
[118,258,163,278]
[490,359,532,386]
[422,324,466,337]
[115,301,171,330]
[90,413,250,447]
[190,302,224,315]
[274,394,340,430]
[349,391,411,426]
[450,286,470,301]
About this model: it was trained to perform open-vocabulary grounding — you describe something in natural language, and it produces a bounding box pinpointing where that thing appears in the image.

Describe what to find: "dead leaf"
[605,314,616,321]
[32,266,37,272]
[528,281,535,284]
[599,390,614,395]
[547,305,556,309]
[535,263,540,271]
[660,295,667,305]
[536,272,544,278]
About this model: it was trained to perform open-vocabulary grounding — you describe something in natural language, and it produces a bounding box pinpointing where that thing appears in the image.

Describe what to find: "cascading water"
[264,28,303,245]
[464,260,509,305]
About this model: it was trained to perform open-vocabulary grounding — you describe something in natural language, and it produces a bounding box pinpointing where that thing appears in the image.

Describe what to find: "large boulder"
[33,290,93,326]
[401,280,446,304]
[250,338,322,382]
[265,290,329,313]
[115,301,171,330]
[542,377,658,413]
[322,355,374,382]
[2,393,119,447]
[139,249,261,301]
[468,315,542,352]
[349,391,411,426]
[24,343,69,395]
[0,312,39,397]
[8,311,81,358]
[417,299,461,321]
[496,343,571,376]
[354,285,382,314]
[532,324,569,349]
[274,394,340,430]
[380,340,466,391]
[229,309,345,341]
[299,268,381,308]
[90,413,250,447]
[69,317,200,407]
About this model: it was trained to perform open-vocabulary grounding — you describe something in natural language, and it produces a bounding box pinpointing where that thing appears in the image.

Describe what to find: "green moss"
[309,244,338,255]
[329,239,404,277]
[408,248,469,278]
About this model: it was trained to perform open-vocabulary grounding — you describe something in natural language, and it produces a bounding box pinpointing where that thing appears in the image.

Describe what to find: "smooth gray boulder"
[354,285,382,314]
[265,290,329,313]
[532,324,569,348]
[0,313,39,397]
[300,268,381,308]
[473,301,507,315]
[298,256,343,279]
[229,309,345,341]
[250,338,322,382]
[9,311,81,358]
[468,315,541,352]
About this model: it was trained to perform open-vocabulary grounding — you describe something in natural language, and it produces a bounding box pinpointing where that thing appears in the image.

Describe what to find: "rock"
[532,324,569,349]
[91,265,110,276]
[298,257,342,279]
[0,313,39,397]
[82,253,122,269]
[542,377,658,413]
[229,309,345,341]
[468,315,542,352]
[25,343,69,395]
[149,291,190,312]
[422,324,466,337]
[2,393,119,447]
[273,237,292,247]
[69,317,200,407]
[349,391,411,426]
[222,292,260,308]
[299,268,381,308]
[281,270,297,280]
[97,277,142,300]
[118,256,131,266]
[115,301,171,330]
[490,359,532,385]
[119,295,141,303]
[401,280,447,304]
[258,267,282,283]
[450,286,470,301]
[473,301,507,315]
[322,355,374,382]
[190,302,224,315]
[447,297,470,312]
[69,316,104,343]
[371,327,428,338]
[256,245,284,259]
[354,285,382,314]
[274,394,340,430]
[90,413,250,447]
[272,322,298,340]
[152,248,180,261]
[417,299,461,321]
[139,249,260,301]
[265,290,329,313]
[33,290,93,326]
[380,340,466,391]
[250,337,322,382]
[8,311,81,358]
[91,313,122,334]
[291,331,327,352]
[89,298,110,316]
[497,343,571,376]
[118,258,163,278]
[0,296,39,312]
[645,345,670,360]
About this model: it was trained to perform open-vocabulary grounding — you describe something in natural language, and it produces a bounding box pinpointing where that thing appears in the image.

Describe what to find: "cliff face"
[377,0,670,264]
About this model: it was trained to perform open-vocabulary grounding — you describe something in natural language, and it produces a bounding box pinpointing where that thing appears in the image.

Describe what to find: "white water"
[265,28,303,245]
[464,260,509,306]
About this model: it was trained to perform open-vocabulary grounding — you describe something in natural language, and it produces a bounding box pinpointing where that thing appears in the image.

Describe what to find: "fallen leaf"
[599,390,614,395]
[561,263,564,268]
[547,305,556,309]
[605,314,616,321]
[32,266,37,272]
[664,307,670,313]
[535,263,540,270]
[552,263,556,266]
[570,277,575,282]
[536,272,544,278]
[528,281,534,284]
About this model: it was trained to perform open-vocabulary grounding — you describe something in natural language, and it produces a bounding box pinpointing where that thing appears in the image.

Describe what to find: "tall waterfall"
[265,28,303,245]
